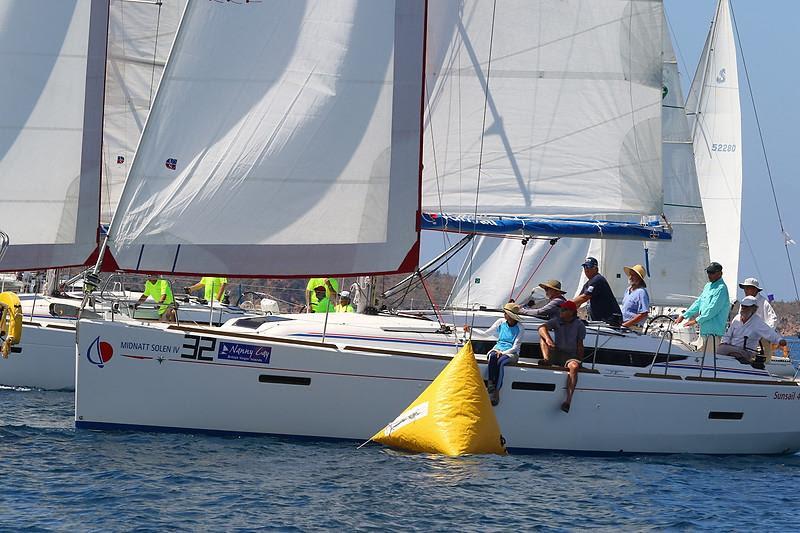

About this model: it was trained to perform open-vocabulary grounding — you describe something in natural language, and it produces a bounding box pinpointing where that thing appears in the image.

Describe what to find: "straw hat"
[623,264,647,283]
[502,302,522,321]
[538,279,567,294]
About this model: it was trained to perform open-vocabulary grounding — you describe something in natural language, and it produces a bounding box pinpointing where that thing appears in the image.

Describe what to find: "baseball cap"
[560,300,578,312]
[581,257,599,269]
[340,290,351,298]
[705,262,723,273]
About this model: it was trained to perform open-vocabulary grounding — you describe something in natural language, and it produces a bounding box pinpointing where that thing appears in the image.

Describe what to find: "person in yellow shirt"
[311,283,336,313]
[185,276,228,304]
[335,290,354,313]
[135,275,176,321]
[305,278,339,312]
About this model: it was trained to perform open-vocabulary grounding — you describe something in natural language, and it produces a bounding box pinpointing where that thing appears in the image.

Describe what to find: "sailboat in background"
[75,0,800,454]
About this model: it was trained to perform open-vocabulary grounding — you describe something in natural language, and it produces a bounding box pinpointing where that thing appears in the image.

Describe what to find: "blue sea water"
[2,388,800,531]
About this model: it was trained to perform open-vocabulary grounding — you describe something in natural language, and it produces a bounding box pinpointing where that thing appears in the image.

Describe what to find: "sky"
[421,0,800,302]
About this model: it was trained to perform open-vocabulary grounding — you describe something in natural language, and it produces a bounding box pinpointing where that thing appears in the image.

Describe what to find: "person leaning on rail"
[674,261,730,351]
[135,274,176,322]
[519,279,567,320]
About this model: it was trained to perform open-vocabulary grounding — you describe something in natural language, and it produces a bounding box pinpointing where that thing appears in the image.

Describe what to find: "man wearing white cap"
[335,291,354,313]
[718,295,785,364]
[739,277,778,329]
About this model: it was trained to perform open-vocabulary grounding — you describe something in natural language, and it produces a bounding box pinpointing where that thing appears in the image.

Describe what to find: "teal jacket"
[684,279,730,336]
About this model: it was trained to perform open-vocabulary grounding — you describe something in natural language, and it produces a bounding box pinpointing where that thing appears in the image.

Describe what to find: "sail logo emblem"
[116,155,125,164]
[86,336,114,368]
[716,68,727,84]
[165,158,178,171]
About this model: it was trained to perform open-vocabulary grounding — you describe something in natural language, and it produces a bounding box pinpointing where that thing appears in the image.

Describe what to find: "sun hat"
[581,257,599,269]
[502,302,522,321]
[705,262,723,273]
[538,279,567,294]
[738,277,762,291]
[340,290,351,298]
[623,264,647,282]
[559,300,578,312]
[740,295,758,307]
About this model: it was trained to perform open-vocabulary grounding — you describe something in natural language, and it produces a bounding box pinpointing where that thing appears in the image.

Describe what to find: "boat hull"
[76,320,800,454]
[0,322,76,390]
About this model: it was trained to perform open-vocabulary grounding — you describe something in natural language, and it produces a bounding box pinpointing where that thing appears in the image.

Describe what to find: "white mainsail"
[102,0,186,223]
[107,1,426,277]
[422,0,664,218]
[449,7,709,309]
[0,0,108,270]
[686,0,742,295]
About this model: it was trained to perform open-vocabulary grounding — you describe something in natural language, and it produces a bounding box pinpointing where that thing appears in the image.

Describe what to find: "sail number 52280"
[711,143,736,152]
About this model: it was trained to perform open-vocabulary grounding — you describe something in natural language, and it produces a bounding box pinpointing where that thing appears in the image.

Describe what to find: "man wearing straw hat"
[738,277,778,329]
[520,279,567,320]
[463,302,523,406]
[621,264,650,329]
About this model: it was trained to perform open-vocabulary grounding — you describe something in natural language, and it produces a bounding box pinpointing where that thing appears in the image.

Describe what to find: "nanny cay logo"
[218,341,271,364]
[86,336,114,368]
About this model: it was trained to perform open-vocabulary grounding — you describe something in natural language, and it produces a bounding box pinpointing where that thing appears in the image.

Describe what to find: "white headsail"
[422,0,664,218]
[0,0,108,270]
[102,0,186,223]
[107,1,426,277]
[686,0,742,295]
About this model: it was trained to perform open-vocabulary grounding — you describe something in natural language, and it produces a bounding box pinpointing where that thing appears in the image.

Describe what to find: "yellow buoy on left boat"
[0,291,23,358]
[370,342,506,456]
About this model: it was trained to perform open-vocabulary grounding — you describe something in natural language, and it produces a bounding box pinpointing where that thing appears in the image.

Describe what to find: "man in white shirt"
[738,277,778,329]
[718,295,785,364]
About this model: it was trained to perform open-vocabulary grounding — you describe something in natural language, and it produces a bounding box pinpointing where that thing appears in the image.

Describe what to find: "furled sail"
[0,0,108,270]
[107,1,426,277]
[422,0,664,219]
[102,0,186,223]
[685,0,742,294]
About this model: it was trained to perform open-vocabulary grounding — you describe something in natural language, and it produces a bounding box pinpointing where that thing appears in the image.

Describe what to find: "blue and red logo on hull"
[86,336,113,368]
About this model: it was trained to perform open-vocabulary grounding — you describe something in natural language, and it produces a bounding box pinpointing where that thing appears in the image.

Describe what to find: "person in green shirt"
[305,278,339,312]
[675,261,731,345]
[136,275,176,321]
[335,290,354,313]
[311,284,336,314]
[185,276,228,304]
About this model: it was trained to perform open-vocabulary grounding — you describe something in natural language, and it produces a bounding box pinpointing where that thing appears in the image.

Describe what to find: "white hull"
[0,294,250,391]
[76,316,800,454]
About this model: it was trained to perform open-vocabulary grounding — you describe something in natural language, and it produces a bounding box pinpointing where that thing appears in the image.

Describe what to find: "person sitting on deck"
[135,275,176,322]
[305,278,339,313]
[538,300,586,413]
[311,281,336,314]
[184,276,227,304]
[573,257,622,326]
[335,290,354,313]
[620,264,650,329]
[520,279,567,320]
[718,295,786,366]
[463,302,523,407]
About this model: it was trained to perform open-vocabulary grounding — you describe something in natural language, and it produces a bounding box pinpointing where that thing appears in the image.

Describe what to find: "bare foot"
[560,401,571,413]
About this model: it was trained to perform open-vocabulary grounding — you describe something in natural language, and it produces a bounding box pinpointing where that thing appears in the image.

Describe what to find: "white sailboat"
[75,0,800,454]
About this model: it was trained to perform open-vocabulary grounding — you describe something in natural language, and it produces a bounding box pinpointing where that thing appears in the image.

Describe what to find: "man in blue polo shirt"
[573,257,621,325]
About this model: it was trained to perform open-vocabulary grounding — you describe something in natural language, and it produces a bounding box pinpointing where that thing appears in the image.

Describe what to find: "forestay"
[422,0,664,218]
[102,0,186,224]
[686,0,742,294]
[108,1,425,277]
[0,0,107,270]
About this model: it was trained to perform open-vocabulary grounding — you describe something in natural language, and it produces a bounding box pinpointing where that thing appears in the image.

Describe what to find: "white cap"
[340,290,350,298]
[740,295,759,307]
[739,277,762,291]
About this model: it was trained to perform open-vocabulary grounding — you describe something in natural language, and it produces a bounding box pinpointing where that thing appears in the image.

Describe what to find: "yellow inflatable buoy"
[0,291,23,358]
[370,342,506,456]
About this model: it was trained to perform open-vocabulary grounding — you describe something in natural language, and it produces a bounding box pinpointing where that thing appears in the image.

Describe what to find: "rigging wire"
[508,239,528,303]
[148,1,163,110]
[464,0,498,324]
[512,238,558,303]
[729,2,800,301]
